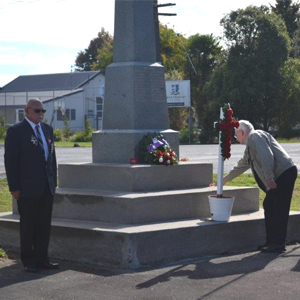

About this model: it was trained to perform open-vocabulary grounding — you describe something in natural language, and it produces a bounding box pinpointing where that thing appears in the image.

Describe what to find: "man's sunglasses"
[30,108,46,113]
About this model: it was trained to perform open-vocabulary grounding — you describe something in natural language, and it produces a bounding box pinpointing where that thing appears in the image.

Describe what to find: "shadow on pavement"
[136,245,300,290]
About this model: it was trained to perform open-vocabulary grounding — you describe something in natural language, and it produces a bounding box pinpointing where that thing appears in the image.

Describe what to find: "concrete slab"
[1,211,300,269]
[58,161,210,192]
[51,186,259,224]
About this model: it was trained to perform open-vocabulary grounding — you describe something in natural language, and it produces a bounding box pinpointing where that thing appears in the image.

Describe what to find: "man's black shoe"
[261,245,286,253]
[37,262,60,270]
[24,264,38,273]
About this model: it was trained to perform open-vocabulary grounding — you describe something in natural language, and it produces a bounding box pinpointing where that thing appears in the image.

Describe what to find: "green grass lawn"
[213,173,300,211]
[0,178,11,213]
[54,141,92,147]
[0,248,7,259]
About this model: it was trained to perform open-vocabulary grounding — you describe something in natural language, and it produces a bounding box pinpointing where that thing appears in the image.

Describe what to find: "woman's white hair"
[238,120,254,133]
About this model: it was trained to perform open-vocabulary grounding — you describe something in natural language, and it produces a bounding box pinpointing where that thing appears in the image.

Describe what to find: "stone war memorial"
[1,0,300,269]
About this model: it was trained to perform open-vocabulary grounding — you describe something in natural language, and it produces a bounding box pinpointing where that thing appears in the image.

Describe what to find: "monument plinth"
[93,0,178,163]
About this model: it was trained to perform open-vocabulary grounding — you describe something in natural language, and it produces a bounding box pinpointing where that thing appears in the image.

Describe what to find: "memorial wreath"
[139,132,178,165]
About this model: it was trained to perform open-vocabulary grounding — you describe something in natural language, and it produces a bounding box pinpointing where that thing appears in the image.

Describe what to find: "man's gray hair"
[238,120,254,133]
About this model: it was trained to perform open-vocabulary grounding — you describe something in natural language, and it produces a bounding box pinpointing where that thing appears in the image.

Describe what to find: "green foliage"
[0,116,7,139]
[293,20,300,58]
[179,126,200,144]
[0,179,12,213]
[75,28,113,71]
[139,132,164,163]
[139,132,164,158]
[54,141,92,147]
[184,34,222,88]
[184,34,223,141]
[84,119,93,136]
[165,69,184,80]
[74,16,300,141]
[159,24,187,75]
[62,117,72,140]
[168,107,189,131]
[0,248,7,259]
[271,0,300,39]
[214,173,300,210]
[139,132,177,165]
[276,58,300,136]
[70,130,90,142]
[206,6,291,131]
[92,40,113,72]
[53,128,63,142]
[70,119,94,142]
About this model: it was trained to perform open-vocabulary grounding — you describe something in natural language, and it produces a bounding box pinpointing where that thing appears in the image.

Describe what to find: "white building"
[0,71,105,131]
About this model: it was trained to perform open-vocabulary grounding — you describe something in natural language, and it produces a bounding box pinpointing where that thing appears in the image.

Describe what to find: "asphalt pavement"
[1,244,300,300]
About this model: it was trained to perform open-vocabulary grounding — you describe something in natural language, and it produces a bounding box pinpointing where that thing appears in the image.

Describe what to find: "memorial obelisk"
[93,0,179,163]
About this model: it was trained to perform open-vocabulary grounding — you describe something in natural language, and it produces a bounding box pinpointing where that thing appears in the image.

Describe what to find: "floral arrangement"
[139,132,178,165]
[214,103,239,160]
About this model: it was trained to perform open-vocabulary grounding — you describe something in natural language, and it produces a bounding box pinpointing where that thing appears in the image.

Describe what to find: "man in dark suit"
[5,98,59,273]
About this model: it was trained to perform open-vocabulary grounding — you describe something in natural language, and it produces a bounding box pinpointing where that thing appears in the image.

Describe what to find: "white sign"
[165,80,191,107]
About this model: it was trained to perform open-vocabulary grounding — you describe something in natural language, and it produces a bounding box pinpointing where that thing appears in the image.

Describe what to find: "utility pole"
[153,1,176,62]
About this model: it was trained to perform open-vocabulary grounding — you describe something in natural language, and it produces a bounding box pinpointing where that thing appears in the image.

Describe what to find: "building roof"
[43,89,84,104]
[0,71,102,93]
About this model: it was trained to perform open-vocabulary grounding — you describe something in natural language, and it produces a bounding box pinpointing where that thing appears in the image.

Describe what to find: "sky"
[0,0,277,88]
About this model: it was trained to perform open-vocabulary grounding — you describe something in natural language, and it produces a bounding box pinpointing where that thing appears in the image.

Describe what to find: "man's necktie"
[35,125,45,155]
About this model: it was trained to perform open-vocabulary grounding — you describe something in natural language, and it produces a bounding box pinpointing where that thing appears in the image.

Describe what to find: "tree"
[182,34,222,143]
[75,28,113,71]
[276,58,300,137]
[271,0,300,39]
[215,5,291,131]
[159,24,186,76]
[185,34,222,88]
[92,40,114,72]
[292,20,300,57]
[91,24,187,75]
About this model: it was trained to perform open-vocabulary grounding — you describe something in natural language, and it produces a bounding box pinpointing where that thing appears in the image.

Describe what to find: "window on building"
[96,97,103,119]
[57,109,76,121]
[16,109,24,122]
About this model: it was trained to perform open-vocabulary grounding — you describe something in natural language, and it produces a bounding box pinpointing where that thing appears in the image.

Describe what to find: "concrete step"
[50,186,259,224]
[1,210,300,269]
[58,162,213,192]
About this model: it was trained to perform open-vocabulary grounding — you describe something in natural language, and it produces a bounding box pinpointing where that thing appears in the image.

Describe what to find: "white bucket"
[208,195,235,222]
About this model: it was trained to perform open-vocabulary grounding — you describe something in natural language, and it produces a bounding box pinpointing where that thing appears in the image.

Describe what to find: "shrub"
[70,130,92,142]
[62,116,72,140]
[179,126,200,144]
[0,116,8,140]
[53,129,63,142]
[70,119,94,142]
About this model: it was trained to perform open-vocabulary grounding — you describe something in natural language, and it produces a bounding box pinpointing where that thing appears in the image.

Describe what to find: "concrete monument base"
[1,210,300,269]
[3,162,278,269]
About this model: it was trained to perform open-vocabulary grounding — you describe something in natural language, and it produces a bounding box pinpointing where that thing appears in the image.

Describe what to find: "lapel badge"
[31,135,38,146]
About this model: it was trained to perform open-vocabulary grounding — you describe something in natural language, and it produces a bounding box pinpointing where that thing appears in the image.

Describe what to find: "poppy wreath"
[139,132,178,165]
[214,104,239,160]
